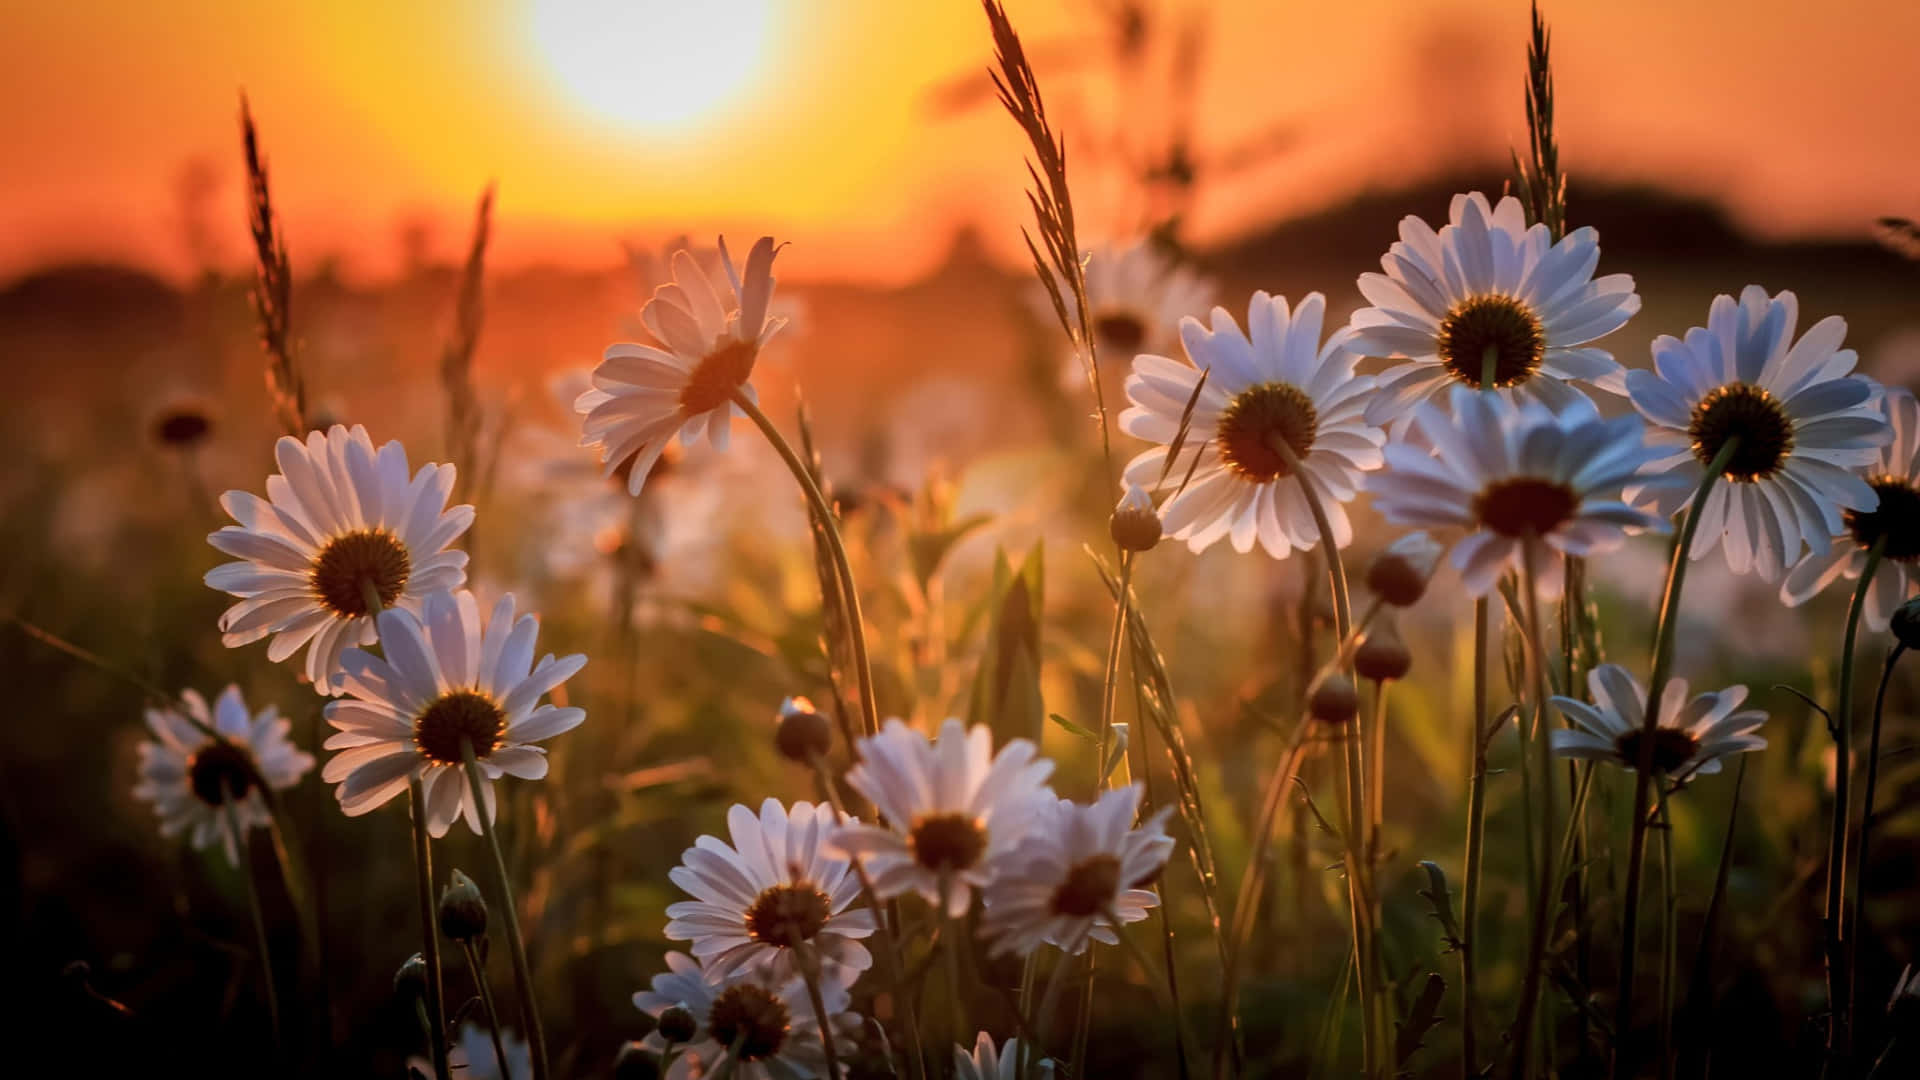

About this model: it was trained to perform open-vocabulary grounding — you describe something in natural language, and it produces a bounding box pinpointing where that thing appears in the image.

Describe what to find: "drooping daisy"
[666,798,876,986]
[633,951,851,1080]
[578,236,785,498]
[1367,385,1673,596]
[831,719,1055,917]
[1780,385,1920,626]
[132,686,314,865]
[979,784,1173,957]
[321,590,586,835]
[1118,291,1385,558]
[206,425,473,694]
[408,1022,532,1080]
[1627,286,1890,582]
[1349,192,1639,423]
[1550,663,1768,781]
[955,1033,1054,1080]
[1037,241,1213,384]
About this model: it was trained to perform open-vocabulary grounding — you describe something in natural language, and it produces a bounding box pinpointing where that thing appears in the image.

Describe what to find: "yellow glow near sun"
[529,0,773,135]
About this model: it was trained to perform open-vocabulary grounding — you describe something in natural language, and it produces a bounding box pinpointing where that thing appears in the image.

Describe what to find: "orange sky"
[3,0,1917,285]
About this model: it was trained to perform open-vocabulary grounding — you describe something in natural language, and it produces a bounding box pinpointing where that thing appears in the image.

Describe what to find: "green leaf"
[1417,860,1464,952]
[1394,972,1447,1074]
[907,512,993,594]
[1049,713,1094,741]
[966,542,1045,746]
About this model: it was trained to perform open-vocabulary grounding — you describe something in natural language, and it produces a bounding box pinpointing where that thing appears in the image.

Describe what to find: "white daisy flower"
[1549,663,1768,781]
[132,686,314,865]
[1349,191,1639,422]
[578,236,785,498]
[320,590,586,835]
[955,1033,1054,1080]
[979,784,1174,957]
[831,719,1055,918]
[1037,241,1213,385]
[633,951,851,1080]
[408,1022,532,1080]
[666,798,876,986]
[1118,291,1385,559]
[205,424,473,695]
[1781,386,1920,626]
[1627,286,1890,582]
[1367,385,1674,596]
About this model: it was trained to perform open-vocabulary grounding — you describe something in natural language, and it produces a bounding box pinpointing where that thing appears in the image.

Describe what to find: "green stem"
[1095,554,1134,795]
[941,876,970,1049]
[408,778,452,1080]
[462,939,515,1080]
[460,740,550,1080]
[1848,642,1907,1048]
[1135,676,1194,1080]
[1342,680,1377,1078]
[1460,596,1488,1080]
[1271,440,1351,642]
[1612,438,1738,1079]
[1366,678,1389,1077]
[1656,791,1676,1080]
[799,947,844,1080]
[227,802,282,1057]
[733,389,880,739]
[1508,539,1559,1078]
[1032,934,1088,1080]
[1828,543,1884,1064]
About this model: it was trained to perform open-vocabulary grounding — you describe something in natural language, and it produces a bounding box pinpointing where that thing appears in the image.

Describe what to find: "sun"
[528,0,774,135]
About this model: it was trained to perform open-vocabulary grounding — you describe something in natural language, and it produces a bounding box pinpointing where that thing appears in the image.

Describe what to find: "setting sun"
[527,0,773,136]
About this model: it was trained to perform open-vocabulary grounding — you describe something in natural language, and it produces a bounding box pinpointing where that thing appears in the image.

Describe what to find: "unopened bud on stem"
[1109,484,1162,553]
[775,696,833,763]
[1367,531,1444,607]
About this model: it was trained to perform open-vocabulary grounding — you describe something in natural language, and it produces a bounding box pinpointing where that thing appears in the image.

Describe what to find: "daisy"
[633,951,851,1080]
[320,590,586,835]
[1349,191,1639,423]
[831,719,1055,917]
[132,686,314,865]
[1780,385,1920,626]
[1038,241,1213,382]
[1118,291,1385,559]
[1627,286,1890,582]
[578,236,785,498]
[1550,663,1768,781]
[206,424,473,694]
[979,784,1173,957]
[666,798,876,986]
[955,1033,1054,1080]
[1367,385,1673,596]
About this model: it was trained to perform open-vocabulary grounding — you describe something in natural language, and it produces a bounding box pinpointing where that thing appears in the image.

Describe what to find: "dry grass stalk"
[441,184,494,495]
[240,97,307,437]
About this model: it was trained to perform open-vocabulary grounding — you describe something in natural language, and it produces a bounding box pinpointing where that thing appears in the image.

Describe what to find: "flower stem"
[408,777,452,1080]
[460,740,550,1080]
[227,803,282,1057]
[461,939,515,1080]
[1827,542,1884,1064]
[1460,595,1488,1079]
[1095,553,1134,795]
[1612,438,1737,1079]
[1341,712,1379,1079]
[799,947,845,1080]
[1508,539,1559,1078]
[732,389,881,738]
[1656,790,1676,1080]
[1848,641,1907,1047]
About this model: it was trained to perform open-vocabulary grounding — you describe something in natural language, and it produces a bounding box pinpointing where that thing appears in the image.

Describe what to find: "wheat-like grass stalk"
[239,97,307,437]
[440,184,494,496]
[1510,2,1565,242]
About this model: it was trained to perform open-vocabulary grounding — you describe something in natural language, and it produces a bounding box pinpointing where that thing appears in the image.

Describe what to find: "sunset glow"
[528,0,774,136]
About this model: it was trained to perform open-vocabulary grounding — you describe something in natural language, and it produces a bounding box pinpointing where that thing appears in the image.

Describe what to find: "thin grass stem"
[1461,595,1489,1079]
[461,939,515,1080]
[408,777,452,1080]
[1508,539,1559,1077]
[1847,643,1908,1046]
[460,740,549,1080]
[1827,543,1884,1064]
[227,803,281,1057]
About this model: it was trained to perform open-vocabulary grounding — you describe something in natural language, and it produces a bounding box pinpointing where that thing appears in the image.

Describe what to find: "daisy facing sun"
[1782,385,1920,627]
[1118,291,1385,559]
[132,686,313,865]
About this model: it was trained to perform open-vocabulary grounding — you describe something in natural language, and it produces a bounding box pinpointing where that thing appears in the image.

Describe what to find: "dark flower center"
[1614,727,1701,774]
[707,983,790,1062]
[1438,295,1545,388]
[187,740,257,806]
[744,883,831,948]
[908,812,988,874]
[1216,382,1319,483]
[1688,383,1794,482]
[310,529,411,618]
[1472,477,1579,538]
[413,690,506,766]
[1094,310,1148,354]
[154,410,212,447]
[1049,854,1123,918]
[679,338,759,415]
[1845,476,1920,562]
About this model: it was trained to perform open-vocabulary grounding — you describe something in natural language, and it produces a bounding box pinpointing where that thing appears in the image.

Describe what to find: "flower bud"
[438,869,488,942]
[657,1003,699,1044]
[1354,617,1412,683]
[393,952,428,1000]
[775,696,833,763]
[1366,532,1444,607]
[614,1041,664,1080]
[1109,484,1162,553]
[1308,673,1359,725]
[1892,597,1920,651]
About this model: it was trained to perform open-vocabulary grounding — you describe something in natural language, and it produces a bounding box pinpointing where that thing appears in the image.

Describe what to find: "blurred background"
[4,0,1920,1076]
